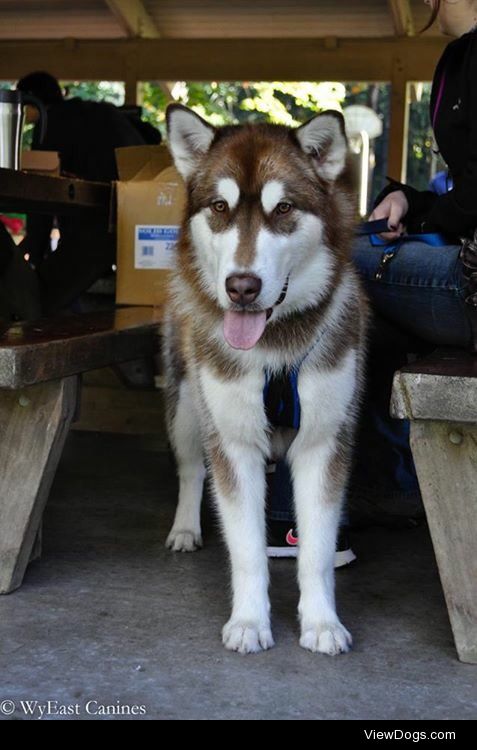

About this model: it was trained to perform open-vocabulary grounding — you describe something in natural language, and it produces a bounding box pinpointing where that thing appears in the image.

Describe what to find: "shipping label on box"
[135,225,180,270]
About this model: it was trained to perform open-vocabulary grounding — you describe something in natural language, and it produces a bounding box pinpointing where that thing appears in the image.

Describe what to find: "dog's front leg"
[201,367,273,654]
[212,445,273,654]
[288,352,359,655]
[289,437,352,655]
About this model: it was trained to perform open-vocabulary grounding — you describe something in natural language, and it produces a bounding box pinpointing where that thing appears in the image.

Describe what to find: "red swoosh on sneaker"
[285,529,299,546]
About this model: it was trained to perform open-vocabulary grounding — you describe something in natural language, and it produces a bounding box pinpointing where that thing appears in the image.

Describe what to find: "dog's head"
[167,104,355,350]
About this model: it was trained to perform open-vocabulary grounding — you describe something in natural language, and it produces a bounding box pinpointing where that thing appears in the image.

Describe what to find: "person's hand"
[368,190,409,240]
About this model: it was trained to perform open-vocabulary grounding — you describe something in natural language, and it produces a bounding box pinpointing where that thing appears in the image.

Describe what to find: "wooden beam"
[105,0,160,39]
[0,37,447,82]
[388,0,415,37]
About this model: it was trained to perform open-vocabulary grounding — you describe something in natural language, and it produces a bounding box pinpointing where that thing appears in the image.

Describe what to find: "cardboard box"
[21,150,60,176]
[115,144,186,306]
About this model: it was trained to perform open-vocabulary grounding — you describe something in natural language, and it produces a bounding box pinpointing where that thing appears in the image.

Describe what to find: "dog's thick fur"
[164,104,368,655]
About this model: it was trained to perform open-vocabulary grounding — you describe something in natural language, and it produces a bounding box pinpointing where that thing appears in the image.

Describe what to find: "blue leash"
[357,219,449,280]
[357,218,448,245]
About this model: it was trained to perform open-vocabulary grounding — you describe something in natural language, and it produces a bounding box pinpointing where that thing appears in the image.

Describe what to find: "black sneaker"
[266,521,356,568]
[267,521,299,558]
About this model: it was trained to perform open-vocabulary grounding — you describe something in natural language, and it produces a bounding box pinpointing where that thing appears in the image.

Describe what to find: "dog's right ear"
[166,104,216,181]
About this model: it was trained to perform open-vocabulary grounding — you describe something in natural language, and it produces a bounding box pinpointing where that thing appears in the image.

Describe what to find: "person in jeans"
[267,0,477,556]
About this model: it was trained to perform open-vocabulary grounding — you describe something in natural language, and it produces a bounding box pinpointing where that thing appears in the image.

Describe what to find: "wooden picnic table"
[391,347,477,664]
[0,168,165,596]
[0,307,161,595]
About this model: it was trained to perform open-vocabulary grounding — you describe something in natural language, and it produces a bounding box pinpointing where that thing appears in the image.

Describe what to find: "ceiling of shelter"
[0,0,441,40]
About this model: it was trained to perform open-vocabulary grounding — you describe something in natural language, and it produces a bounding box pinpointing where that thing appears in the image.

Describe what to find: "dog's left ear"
[296,111,348,182]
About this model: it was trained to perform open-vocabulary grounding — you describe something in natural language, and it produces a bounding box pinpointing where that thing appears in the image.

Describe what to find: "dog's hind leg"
[166,378,206,552]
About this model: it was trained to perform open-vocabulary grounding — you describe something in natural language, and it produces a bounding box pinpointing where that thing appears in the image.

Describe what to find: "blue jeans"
[268,236,473,524]
[353,235,472,347]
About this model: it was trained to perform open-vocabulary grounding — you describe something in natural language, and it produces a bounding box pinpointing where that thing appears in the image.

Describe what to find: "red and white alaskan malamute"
[164,104,368,655]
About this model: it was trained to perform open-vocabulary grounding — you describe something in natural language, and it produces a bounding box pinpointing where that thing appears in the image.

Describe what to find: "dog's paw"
[300,621,352,655]
[165,529,203,552]
[222,620,274,654]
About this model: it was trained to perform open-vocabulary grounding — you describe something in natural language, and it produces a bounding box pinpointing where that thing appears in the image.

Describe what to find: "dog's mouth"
[223,277,289,351]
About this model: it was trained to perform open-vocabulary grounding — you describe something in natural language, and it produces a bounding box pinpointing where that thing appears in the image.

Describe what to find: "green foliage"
[141,80,349,128]
[240,82,346,125]
[61,80,125,106]
[138,82,169,132]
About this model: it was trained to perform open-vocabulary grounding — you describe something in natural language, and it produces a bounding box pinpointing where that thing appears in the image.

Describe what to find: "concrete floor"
[0,431,476,721]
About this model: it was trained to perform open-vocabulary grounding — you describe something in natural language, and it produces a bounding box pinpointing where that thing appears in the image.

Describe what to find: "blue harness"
[263,367,301,430]
[262,219,449,431]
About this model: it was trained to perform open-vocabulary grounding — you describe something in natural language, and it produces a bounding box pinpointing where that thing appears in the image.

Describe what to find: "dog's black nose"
[226,274,262,306]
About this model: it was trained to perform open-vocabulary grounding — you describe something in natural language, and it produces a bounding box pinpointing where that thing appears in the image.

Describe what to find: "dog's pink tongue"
[223,310,267,350]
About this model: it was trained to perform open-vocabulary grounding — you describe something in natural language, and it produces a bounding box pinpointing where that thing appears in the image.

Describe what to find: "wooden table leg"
[410,420,477,664]
[0,376,78,594]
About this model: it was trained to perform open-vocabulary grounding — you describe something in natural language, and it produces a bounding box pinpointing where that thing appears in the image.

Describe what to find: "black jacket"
[378,28,477,239]
[33,98,145,182]
[24,98,147,268]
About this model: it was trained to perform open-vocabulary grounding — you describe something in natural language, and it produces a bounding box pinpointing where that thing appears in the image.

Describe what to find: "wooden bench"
[0,307,161,595]
[391,348,477,664]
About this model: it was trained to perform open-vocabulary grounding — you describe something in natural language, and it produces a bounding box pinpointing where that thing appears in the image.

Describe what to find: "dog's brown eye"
[276,202,293,215]
[212,200,228,213]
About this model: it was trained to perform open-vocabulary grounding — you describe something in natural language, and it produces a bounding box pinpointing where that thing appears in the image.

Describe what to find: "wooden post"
[124,72,138,106]
[0,377,78,594]
[387,56,410,183]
